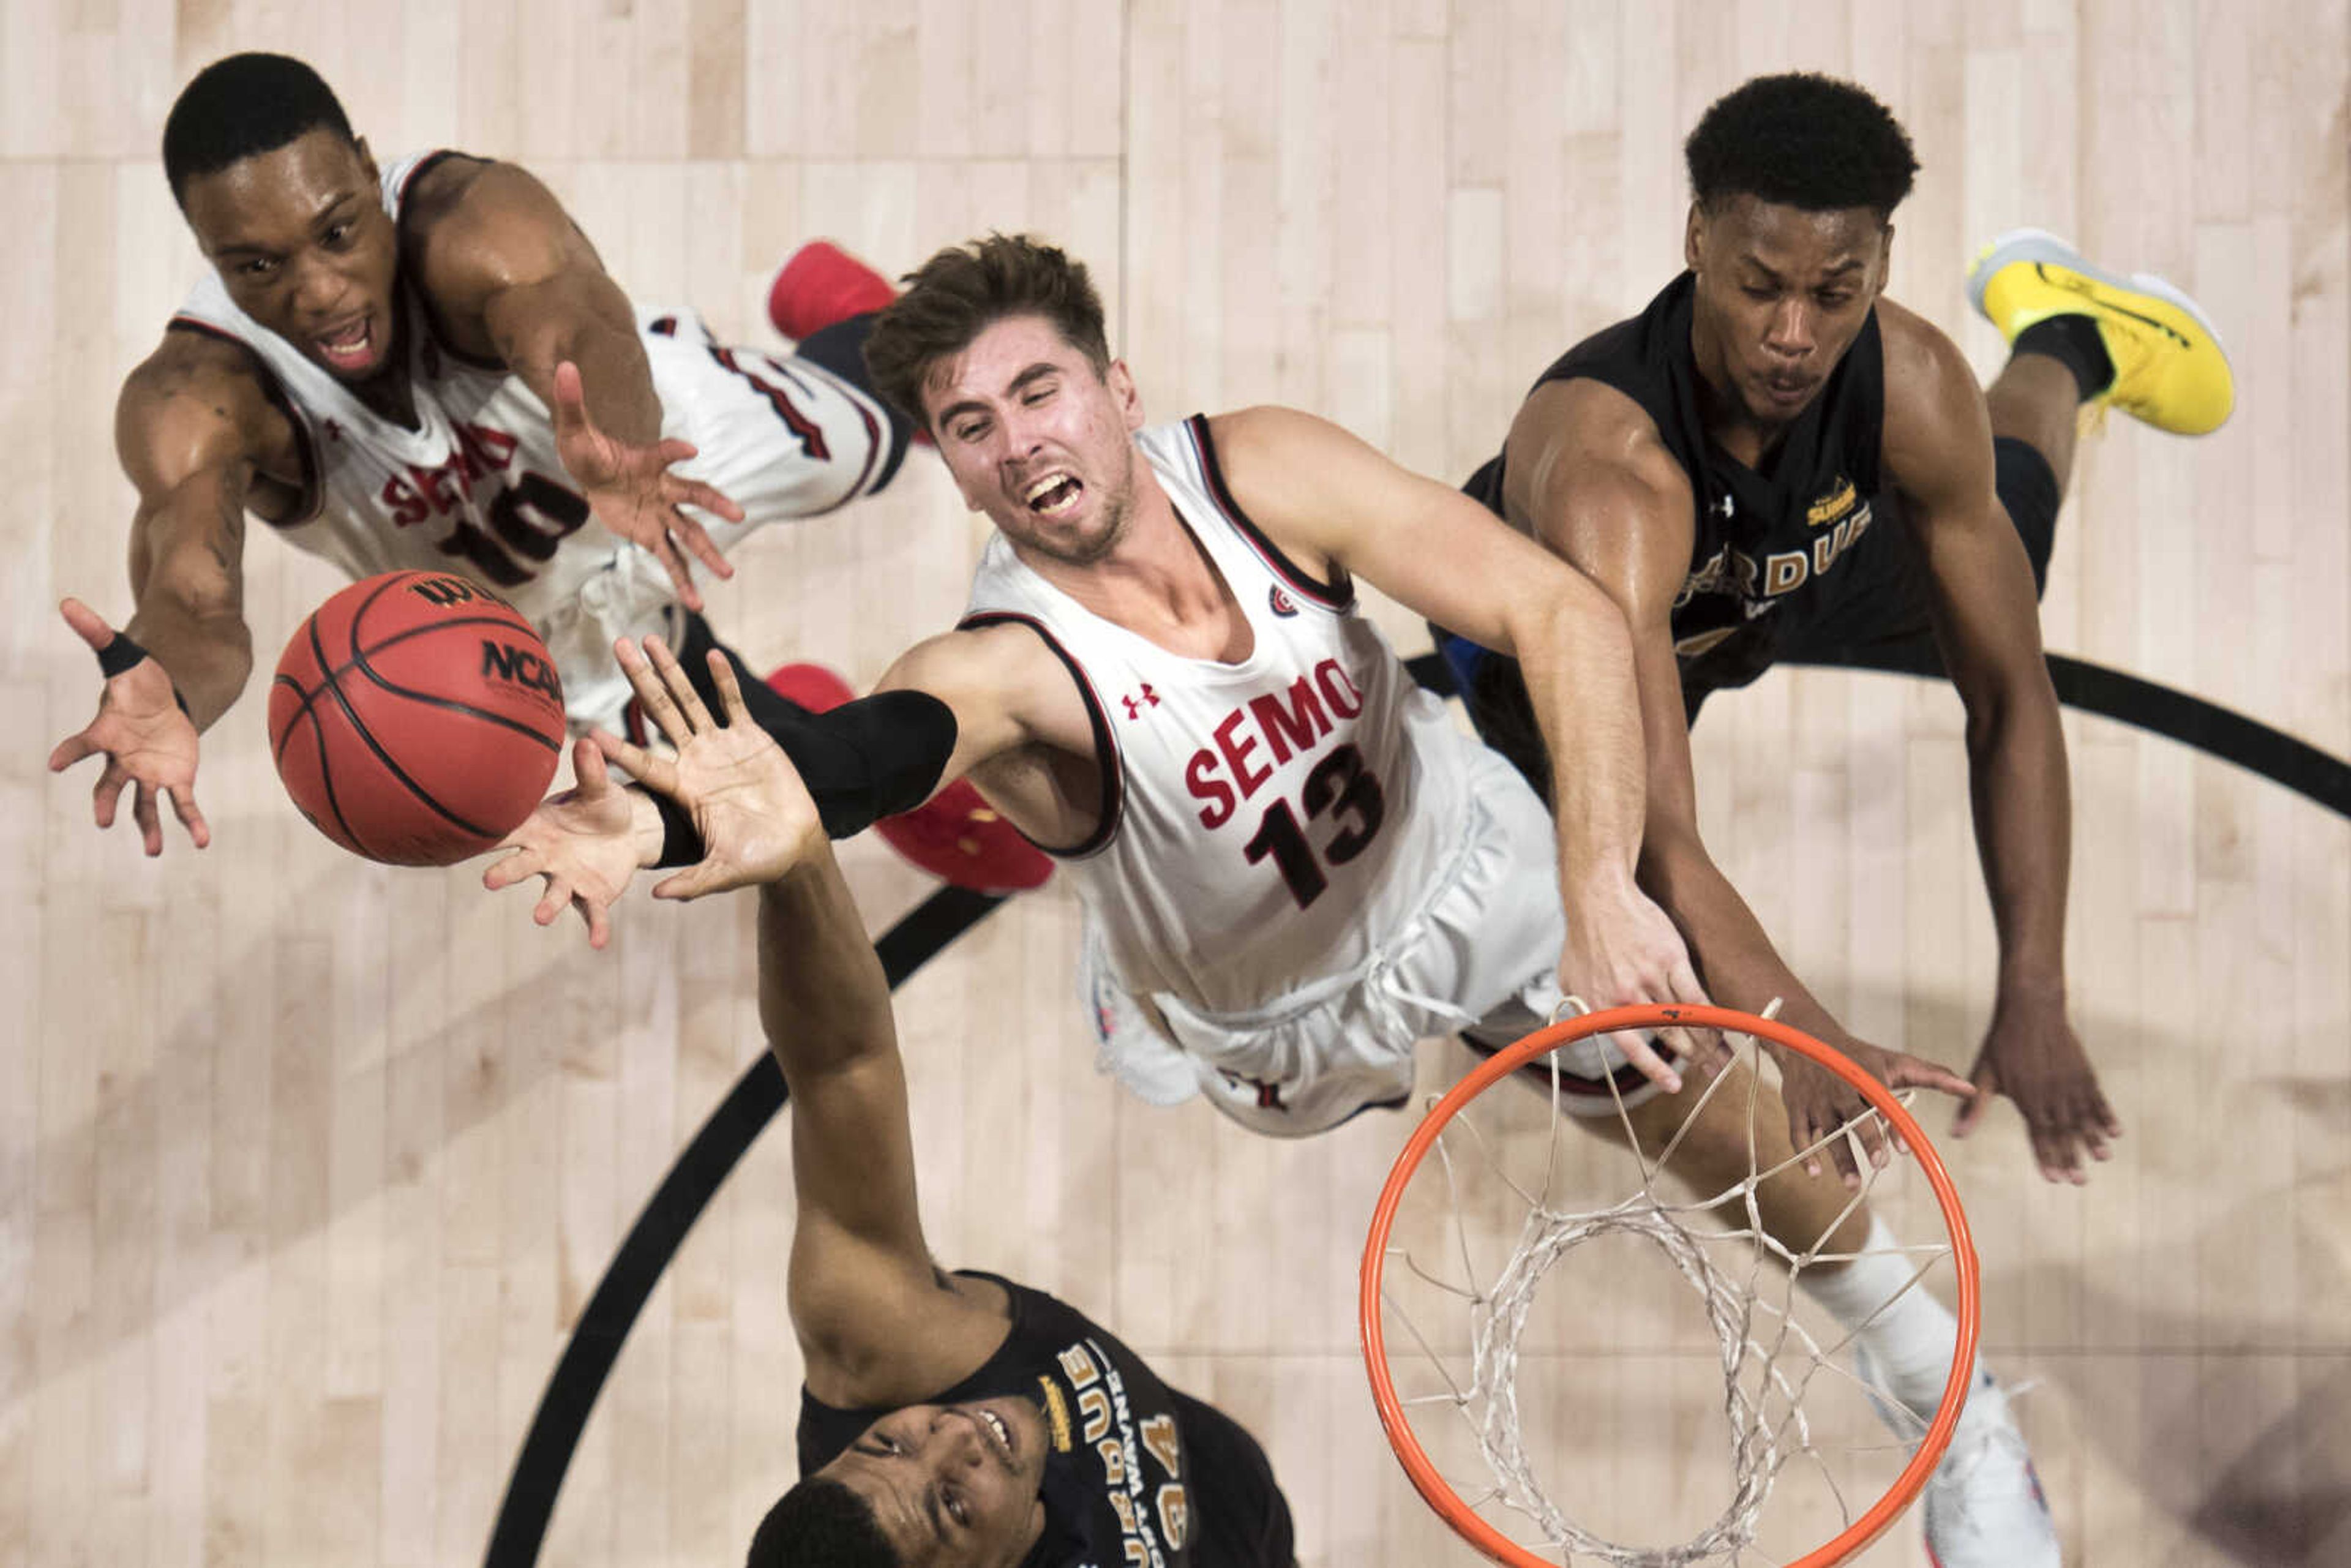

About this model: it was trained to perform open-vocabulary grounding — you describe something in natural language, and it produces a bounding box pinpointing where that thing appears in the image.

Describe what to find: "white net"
[1372,1013,1968,1567]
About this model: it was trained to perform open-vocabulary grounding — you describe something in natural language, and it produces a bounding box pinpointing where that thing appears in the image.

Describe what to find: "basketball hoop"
[1360,1004,1979,1567]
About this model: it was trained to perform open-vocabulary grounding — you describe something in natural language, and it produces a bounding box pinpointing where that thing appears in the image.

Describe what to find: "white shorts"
[542,315,899,733]
[1079,743,1657,1137]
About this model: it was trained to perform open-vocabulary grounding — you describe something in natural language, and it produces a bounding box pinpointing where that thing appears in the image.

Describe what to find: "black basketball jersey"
[798,1272,1194,1568]
[1463,270,1894,695]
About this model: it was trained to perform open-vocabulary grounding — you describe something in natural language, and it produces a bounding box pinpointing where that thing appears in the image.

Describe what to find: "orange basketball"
[268,571,568,866]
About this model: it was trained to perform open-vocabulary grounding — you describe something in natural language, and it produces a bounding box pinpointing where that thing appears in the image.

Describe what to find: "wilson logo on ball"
[410,575,486,608]
[481,640,564,704]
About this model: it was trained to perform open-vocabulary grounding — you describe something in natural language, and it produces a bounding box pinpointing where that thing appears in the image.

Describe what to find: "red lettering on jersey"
[382,475,429,527]
[407,462,463,516]
[1186,749,1237,830]
[1313,658,1363,719]
[1213,710,1271,800]
[1248,676,1332,765]
[459,422,519,472]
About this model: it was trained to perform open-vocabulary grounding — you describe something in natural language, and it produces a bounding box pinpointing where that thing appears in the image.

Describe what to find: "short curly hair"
[745,1476,901,1567]
[1684,72,1918,222]
[162,53,358,208]
[861,233,1112,427]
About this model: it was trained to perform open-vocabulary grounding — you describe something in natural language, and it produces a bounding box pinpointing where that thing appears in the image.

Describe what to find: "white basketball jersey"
[170,151,891,729]
[962,417,1477,1017]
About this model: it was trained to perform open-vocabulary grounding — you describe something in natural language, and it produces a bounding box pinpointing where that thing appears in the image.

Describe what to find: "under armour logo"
[1268,584,1299,618]
[1120,685,1161,720]
[1711,495,1736,520]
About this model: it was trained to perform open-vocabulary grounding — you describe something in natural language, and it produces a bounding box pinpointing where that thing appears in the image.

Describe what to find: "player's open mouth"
[977,1408,1013,1457]
[1760,375,1813,407]
[316,315,378,373]
[1023,471,1082,517]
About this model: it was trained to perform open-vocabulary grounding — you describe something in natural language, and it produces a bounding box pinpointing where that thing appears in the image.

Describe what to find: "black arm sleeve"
[653,688,961,867]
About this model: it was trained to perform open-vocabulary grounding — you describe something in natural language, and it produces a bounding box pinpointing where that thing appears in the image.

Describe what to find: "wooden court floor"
[4,1,2347,1562]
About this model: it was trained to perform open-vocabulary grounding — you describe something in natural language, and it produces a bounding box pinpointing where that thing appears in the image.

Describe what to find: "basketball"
[268,570,568,866]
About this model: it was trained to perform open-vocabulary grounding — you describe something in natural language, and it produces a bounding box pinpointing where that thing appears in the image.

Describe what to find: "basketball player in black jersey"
[587,637,1293,1568]
[1439,73,2232,1197]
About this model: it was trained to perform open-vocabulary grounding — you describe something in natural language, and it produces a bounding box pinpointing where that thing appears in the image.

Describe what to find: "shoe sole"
[1965,225,2229,353]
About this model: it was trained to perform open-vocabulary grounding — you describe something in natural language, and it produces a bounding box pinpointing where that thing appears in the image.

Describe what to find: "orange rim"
[1359,1003,1979,1567]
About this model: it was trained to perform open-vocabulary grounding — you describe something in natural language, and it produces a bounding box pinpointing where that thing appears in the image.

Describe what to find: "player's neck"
[1686,320,1796,471]
[1033,481,1254,664]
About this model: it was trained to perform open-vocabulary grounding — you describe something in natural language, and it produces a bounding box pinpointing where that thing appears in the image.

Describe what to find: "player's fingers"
[649,864,719,901]
[2030,1120,2085,1186]
[1608,1027,1684,1095]
[570,735,612,795]
[482,847,543,891]
[666,506,740,582]
[616,636,695,743]
[1790,1109,1826,1179]
[645,532,702,612]
[59,596,118,651]
[672,475,748,526]
[534,874,572,928]
[589,727,667,794]
[1826,1116,1864,1187]
[91,762,130,828]
[705,650,751,727]
[1851,1107,1891,1172]
[1891,1054,1974,1100]
[132,782,163,857]
[641,635,715,733]
[551,361,589,428]
[48,729,98,772]
[165,786,211,850]
[581,895,612,951]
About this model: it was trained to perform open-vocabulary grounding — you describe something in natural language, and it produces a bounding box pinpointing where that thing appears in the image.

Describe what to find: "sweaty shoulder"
[399,156,599,352]
[118,329,301,509]
[1873,297,1993,494]
[1504,378,1693,544]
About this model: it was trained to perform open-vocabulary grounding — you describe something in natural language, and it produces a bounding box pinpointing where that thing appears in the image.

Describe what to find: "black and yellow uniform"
[797,1272,1296,1568]
[1436,271,2061,793]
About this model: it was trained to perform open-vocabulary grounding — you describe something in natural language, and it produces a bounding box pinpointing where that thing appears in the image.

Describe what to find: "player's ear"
[1875,222,1896,295]
[354,134,379,187]
[1683,203,1706,273]
[1109,360,1143,432]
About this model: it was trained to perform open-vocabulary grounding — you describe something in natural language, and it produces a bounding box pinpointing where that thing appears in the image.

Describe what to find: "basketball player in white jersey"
[490,234,2041,1554]
[45,52,1044,891]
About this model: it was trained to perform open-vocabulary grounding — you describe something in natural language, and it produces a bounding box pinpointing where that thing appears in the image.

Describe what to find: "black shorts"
[1442,435,2063,796]
[1174,1389,1297,1568]
[1764,434,2061,696]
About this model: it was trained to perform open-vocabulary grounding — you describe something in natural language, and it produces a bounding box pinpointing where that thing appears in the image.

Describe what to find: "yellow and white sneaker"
[1967,227,2235,435]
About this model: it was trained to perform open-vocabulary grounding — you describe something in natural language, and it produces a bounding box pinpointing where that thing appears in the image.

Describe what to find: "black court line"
[482,885,1003,1568]
[484,651,2349,1568]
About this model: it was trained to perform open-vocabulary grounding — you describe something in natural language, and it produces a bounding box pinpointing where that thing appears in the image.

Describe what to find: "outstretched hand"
[483,736,651,947]
[549,360,745,611]
[1952,993,2120,1184]
[47,598,210,855]
[592,634,823,899]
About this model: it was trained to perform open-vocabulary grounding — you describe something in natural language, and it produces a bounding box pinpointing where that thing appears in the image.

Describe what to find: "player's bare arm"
[577,637,1010,1401]
[1878,302,2117,1183]
[1207,403,1704,1085]
[1507,377,1970,1175]
[873,618,1105,850]
[47,331,303,854]
[403,156,745,606]
[488,620,1092,936]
